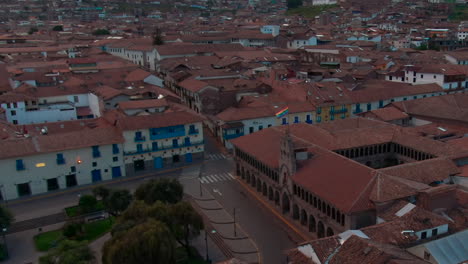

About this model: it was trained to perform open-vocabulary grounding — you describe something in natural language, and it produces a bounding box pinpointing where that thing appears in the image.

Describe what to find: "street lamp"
[2,227,8,259]
[205,229,216,264]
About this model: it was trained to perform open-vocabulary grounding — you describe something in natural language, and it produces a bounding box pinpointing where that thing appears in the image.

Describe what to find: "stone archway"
[292,204,299,220]
[256,178,262,192]
[326,227,334,237]
[309,215,316,232]
[282,193,290,214]
[251,175,256,188]
[300,209,307,226]
[262,182,267,196]
[317,221,325,238]
[268,186,274,201]
[246,171,251,184]
[241,167,245,179]
[275,191,280,206]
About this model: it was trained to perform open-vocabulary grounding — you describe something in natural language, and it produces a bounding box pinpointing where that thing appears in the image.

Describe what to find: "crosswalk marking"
[206,175,215,183]
[199,172,236,184]
[205,153,227,161]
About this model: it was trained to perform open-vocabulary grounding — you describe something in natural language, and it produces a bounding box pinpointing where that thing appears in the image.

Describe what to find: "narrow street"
[199,129,300,264]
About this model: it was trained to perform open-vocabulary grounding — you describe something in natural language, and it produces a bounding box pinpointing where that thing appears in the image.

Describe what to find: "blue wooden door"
[154,157,163,169]
[184,137,191,146]
[172,139,178,147]
[91,169,102,182]
[185,153,193,163]
[112,166,122,178]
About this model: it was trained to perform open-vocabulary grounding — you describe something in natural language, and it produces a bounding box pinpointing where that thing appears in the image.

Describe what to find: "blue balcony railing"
[150,130,185,140]
[123,141,204,156]
[223,132,244,140]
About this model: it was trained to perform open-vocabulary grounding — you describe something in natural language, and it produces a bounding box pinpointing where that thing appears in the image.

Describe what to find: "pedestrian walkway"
[199,172,235,184]
[205,153,228,161]
[180,165,260,264]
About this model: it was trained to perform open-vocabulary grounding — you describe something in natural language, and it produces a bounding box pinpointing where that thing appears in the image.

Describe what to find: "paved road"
[201,130,300,264]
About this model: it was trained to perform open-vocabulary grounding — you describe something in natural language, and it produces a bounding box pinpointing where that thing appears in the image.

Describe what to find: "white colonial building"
[116,111,205,176]
[0,124,124,200]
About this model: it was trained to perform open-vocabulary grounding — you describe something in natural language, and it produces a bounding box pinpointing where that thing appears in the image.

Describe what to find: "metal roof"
[424,229,468,264]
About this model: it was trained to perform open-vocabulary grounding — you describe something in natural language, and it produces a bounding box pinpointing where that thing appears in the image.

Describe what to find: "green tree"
[287,0,303,9]
[105,190,132,217]
[135,179,183,204]
[62,221,84,239]
[28,27,38,35]
[169,202,204,257]
[92,29,110,36]
[78,195,97,214]
[52,25,63,31]
[117,200,170,227]
[0,206,13,229]
[92,186,110,201]
[39,240,94,264]
[102,220,176,264]
[152,27,164,46]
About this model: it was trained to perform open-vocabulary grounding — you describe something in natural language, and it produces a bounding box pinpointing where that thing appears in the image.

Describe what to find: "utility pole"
[205,229,209,262]
[233,208,237,237]
[199,163,205,197]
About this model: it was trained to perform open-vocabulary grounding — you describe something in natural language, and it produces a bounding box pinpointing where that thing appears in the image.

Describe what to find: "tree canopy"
[78,195,97,214]
[134,178,183,204]
[105,189,132,217]
[102,220,176,264]
[92,29,110,36]
[168,201,204,257]
[287,0,303,9]
[152,27,164,46]
[0,206,13,229]
[52,25,63,31]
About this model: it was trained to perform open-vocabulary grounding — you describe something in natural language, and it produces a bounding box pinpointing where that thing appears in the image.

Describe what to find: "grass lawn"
[176,247,209,264]
[65,200,105,217]
[34,229,63,252]
[34,218,113,252]
[77,218,114,242]
[285,4,337,18]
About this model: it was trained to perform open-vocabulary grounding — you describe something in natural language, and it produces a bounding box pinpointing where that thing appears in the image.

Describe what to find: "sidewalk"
[180,165,260,264]
[3,222,64,264]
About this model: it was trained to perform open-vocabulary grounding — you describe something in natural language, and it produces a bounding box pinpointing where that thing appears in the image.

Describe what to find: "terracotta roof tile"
[118,99,168,110]
[117,111,204,131]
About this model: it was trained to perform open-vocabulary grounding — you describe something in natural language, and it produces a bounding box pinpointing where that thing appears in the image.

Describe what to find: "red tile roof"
[117,111,204,131]
[359,107,409,121]
[0,125,123,160]
[118,99,168,110]
[391,94,468,124]
[329,235,427,264]
[231,118,466,213]
[178,79,209,93]
[125,69,151,82]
